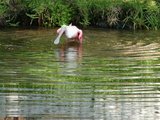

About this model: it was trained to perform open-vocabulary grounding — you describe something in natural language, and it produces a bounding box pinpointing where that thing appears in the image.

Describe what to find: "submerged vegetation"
[0,0,160,30]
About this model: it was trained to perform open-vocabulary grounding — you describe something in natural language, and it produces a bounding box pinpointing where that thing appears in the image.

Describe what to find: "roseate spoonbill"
[54,24,83,45]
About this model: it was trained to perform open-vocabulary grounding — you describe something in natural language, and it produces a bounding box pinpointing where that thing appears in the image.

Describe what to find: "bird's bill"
[54,27,65,45]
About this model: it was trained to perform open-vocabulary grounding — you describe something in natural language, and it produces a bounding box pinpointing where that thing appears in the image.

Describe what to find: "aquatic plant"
[145,0,160,30]
[0,0,8,27]
[0,0,29,26]
[122,0,160,30]
[26,0,72,27]
[73,0,90,26]
[0,0,160,30]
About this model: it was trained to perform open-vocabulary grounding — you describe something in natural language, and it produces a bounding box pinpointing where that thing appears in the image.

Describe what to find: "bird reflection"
[55,41,82,76]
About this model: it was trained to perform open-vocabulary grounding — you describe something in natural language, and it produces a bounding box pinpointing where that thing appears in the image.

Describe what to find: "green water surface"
[0,28,160,120]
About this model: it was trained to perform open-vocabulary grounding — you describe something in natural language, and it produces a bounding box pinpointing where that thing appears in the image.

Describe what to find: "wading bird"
[54,24,83,45]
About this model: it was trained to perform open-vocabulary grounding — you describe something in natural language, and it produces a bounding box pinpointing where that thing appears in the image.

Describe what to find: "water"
[0,28,160,120]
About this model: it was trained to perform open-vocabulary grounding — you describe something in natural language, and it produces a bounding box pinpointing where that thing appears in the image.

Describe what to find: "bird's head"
[57,25,67,34]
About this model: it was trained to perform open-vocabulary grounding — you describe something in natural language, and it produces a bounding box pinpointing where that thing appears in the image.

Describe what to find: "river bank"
[0,0,160,30]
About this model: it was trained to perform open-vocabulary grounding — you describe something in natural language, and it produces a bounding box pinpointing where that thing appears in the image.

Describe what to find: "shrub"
[0,0,160,30]
[26,0,72,27]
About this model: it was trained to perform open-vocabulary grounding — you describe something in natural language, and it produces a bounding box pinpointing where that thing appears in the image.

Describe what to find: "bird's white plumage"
[65,26,79,39]
[54,24,83,44]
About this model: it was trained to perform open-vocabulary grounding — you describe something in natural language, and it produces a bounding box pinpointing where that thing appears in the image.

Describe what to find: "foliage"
[122,0,160,30]
[0,1,6,16]
[26,0,72,27]
[0,0,7,26]
[0,0,29,26]
[0,0,160,30]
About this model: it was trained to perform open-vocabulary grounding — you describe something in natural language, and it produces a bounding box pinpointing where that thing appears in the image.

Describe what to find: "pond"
[0,28,160,120]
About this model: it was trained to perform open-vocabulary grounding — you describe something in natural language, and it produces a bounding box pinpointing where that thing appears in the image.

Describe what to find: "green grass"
[0,0,160,30]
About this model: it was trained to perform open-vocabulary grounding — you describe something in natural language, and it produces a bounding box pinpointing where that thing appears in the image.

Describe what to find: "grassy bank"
[0,0,160,30]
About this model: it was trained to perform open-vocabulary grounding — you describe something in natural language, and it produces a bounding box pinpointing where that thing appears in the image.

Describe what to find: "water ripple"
[0,29,160,119]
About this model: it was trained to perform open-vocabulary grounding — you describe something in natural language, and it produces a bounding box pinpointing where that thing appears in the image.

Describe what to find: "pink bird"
[54,24,83,45]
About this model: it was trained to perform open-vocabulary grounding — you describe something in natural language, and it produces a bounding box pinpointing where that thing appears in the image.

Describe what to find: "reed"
[0,0,160,30]
[122,0,160,30]
[26,0,72,27]
[0,0,7,26]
